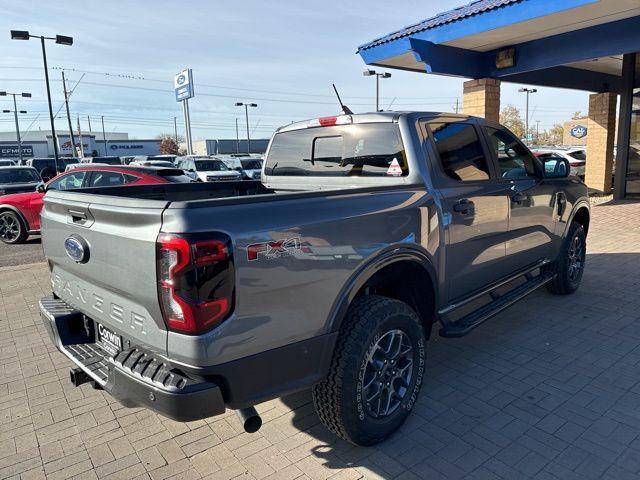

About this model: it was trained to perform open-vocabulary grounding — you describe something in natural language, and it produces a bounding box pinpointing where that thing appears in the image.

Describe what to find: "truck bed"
[72,180,274,202]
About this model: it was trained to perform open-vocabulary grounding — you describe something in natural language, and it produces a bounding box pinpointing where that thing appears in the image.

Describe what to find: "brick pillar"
[585,92,616,193]
[462,78,500,123]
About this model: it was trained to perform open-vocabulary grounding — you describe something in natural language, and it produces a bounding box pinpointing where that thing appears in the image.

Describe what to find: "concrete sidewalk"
[1,200,640,480]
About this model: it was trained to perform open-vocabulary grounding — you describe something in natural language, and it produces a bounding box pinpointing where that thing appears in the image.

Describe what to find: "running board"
[439,271,555,338]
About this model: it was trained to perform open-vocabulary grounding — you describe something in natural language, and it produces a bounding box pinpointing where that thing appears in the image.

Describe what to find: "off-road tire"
[312,295,426,446]
[546,222,586,295]
[0,211,28,244]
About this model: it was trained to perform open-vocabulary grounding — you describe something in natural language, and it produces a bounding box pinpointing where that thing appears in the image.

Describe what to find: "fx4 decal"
[247,237,308,261]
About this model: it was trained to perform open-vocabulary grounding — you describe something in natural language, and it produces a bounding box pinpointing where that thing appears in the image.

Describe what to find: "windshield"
[240,159,262,170]
[0,168,40,184]
[195,160,229,171]
[92,157,122,165]
[264,123,407,177]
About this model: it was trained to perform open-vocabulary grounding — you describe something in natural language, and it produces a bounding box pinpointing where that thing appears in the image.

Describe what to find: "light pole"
[235,102,257,154]
[518,87,537,145]
[0,91,31,163]
[363,69,391,112]
[11,30,73,173]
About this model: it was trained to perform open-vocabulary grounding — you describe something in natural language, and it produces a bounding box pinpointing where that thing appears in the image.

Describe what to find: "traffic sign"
[174,69,194,102]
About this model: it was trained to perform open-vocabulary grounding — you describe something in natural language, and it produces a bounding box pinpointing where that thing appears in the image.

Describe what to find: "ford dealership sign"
[570,124,587,139]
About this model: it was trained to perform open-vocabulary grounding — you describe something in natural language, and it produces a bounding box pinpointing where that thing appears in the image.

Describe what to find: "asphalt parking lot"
[0,236,44,268]
[1,200,640,480]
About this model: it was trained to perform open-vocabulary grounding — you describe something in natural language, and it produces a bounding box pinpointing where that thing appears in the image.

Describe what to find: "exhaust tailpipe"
[235,406,262,433]
[69,367,91,387]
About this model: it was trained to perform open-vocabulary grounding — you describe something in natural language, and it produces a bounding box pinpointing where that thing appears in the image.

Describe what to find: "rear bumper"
[39,296,225,422]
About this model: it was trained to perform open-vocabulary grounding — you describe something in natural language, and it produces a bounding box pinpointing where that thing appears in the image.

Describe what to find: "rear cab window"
[264,123,408,178]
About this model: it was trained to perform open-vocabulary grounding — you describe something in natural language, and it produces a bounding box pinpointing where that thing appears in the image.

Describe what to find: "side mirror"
[542,158,570,179]
[36,184,46,193]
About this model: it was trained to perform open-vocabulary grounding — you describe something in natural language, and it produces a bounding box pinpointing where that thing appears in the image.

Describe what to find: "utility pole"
[536,120,540,144]
[454,98,459,114]
[61,70,77,158]
[518,88,537,145]
[101,115,107,155]
[87,115,92,132]
[76,115,84,157]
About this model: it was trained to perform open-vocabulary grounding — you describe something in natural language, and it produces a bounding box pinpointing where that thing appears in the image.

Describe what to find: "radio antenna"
[332,84,353,115]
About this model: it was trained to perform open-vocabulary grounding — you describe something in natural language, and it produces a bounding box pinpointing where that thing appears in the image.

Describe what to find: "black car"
[0,166,42,195]
[25,158,73,181]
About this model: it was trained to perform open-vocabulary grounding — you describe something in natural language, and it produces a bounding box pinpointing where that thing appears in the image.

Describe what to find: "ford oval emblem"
[64,235,89,263]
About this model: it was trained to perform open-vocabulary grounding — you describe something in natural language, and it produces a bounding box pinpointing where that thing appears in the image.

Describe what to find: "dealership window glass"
[87,171,126,187]
[427,121,490,181]
[626,55,640,196]
[264,123,407,177]
[485,127,538,179]
[48,171,86,190]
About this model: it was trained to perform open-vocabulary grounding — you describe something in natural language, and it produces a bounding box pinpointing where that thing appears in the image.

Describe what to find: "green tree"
[499,105,525,139]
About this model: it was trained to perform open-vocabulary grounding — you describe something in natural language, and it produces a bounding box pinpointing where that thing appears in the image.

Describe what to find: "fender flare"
[0,204,30,231]
[563,199,590,238]
[325,245,439,334]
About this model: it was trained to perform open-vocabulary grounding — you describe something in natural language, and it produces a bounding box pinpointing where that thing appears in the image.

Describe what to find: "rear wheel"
[0,211,27,244]
[546,222,586,295]
[312,295,426,446]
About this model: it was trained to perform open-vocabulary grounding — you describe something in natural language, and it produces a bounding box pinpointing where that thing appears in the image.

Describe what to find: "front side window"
[48,171,86,190]
[427,121,490,182]
[486,127,538,179]
[264,123,407,177]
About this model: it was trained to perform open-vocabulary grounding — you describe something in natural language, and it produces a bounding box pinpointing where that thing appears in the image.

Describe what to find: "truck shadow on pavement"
[279,251,640,479]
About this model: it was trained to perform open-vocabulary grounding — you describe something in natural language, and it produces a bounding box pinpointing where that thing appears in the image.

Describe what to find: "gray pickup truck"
[39,112,589,446]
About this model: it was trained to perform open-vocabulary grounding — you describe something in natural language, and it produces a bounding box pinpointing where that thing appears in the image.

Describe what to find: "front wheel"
[546,222,586,295]
[312,295,426,446]
[0,211,28,244]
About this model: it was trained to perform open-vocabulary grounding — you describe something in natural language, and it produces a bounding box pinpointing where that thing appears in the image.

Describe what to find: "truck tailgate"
[41,191,169,356]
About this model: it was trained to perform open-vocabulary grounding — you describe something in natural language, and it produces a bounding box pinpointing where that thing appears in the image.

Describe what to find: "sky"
[0,0,589,141]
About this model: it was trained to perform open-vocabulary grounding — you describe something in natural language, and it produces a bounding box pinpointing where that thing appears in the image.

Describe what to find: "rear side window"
[87,171,125,187]
[568,150,586,160]
[265,123,407,177]
[427,121,490,181]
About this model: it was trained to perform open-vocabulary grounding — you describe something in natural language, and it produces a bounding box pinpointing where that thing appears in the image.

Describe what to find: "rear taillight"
[569,161,583,167]
[156,233,234,334]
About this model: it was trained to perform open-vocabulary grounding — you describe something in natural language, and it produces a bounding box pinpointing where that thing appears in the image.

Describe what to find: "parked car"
[25,158,74,181]
[0,165,192,244]
[83,156,122,165]
[531,147,586,176]
[0,166,42,196]
[176,156,242,182]
[221,156,263,179]
[38,112,590,446]
[129,160,175,168]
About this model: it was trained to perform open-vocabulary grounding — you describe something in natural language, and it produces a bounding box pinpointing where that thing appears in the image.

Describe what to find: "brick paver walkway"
[1,200,640,479]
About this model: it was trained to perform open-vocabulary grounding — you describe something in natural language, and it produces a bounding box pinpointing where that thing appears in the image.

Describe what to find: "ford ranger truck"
[39,112,589,446]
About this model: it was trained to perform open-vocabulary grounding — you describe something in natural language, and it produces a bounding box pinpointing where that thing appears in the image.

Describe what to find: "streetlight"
[518,87,537,145]
[363,69,392,112]
[235,102,257,154]
[11,30,73,172]
[0,91,31,163]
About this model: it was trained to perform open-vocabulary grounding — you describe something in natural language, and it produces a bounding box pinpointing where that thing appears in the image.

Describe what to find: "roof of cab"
[276,111,475,133]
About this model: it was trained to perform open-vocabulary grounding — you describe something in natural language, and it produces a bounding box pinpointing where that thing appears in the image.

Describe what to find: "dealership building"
[358,0,640,199]
[0,130,270,159]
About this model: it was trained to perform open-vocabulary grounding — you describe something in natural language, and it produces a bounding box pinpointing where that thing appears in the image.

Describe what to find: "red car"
[0,166,191,244]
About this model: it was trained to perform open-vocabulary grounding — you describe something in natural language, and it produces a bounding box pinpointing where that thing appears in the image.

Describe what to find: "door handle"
[511,192,527,204]
[453,199,475,215]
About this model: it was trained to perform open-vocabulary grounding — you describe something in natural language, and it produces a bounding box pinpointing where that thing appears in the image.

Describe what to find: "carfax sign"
[174,69,194,102]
